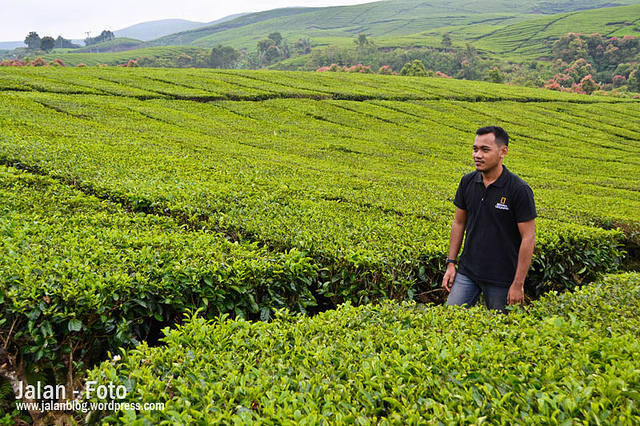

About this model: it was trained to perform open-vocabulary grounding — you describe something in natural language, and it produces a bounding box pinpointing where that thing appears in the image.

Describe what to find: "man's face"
[473,133,507,172]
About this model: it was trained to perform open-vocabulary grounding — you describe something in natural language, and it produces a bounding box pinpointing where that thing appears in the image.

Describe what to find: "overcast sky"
[0,0,374,41]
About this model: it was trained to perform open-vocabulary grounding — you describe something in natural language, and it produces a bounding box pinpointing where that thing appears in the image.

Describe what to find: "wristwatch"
[446,258,457,265]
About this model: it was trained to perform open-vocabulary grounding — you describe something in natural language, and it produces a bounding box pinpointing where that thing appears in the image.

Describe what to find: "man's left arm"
[507,219,536,305]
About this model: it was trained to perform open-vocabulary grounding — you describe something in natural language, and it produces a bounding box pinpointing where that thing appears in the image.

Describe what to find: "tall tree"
[85,30,115,46]
[628,68,640,92]
[268,32,283,46]
[209,45,240,69]
[257,38,275,55]
[442,33,452,49]
[355,33,372,48]
[56,36,79,49]
[294,37,312,55]
[24,32,41,49]
[40,36,55,52]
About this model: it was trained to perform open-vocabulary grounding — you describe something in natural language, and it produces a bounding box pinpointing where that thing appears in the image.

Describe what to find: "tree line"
[24,32,78,51]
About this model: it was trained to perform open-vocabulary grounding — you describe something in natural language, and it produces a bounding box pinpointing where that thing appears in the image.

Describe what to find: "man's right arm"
[442,207,467,292]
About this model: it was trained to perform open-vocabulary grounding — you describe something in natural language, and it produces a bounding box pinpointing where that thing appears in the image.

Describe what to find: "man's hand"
[442,263,457,292]
[507,283,524,305]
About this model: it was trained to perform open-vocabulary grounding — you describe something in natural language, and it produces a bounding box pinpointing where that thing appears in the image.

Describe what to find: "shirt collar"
[474,165,509,187]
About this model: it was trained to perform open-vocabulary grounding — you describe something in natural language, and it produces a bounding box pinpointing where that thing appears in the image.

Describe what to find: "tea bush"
[88,273,640,424]
[0,166,316,392]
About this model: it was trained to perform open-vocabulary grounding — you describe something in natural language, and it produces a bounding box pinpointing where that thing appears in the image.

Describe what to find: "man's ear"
[500,145,508,159]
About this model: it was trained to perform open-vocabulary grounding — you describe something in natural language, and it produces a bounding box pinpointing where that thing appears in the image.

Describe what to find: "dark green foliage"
[85,30,115,46]
[268,32,283,46]
[355,33,373,48]
[294,37,312,55]
[442,33,452,49]
[400,59,428,76]
[254,33,290,67]
[24,32,40,50]
[88,273,640,423]
[628,68,640,92]
[54,36,79,49]
[488,66,505,83]
[39,37,55,53]
[209,45,240,69]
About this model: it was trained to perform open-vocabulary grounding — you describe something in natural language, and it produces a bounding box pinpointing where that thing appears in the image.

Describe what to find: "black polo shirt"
[453,165,536,287]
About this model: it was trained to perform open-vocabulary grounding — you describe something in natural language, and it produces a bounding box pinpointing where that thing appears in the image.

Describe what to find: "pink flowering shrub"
[31,57,46,67]
[577,74,600,94]
[378,65,393,75]
[345,64,372,73]
[0,59,27,66]
[316,64,347,72]
[612,74,626,88]
[544,79,564,91]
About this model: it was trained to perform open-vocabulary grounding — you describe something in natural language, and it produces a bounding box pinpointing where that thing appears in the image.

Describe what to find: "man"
[442,126,536,312]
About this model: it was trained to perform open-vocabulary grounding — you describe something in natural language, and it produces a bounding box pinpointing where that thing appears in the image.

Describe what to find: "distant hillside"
[472,4,640,57]
[206,13,250,26]
[115,19,206,41]
[75,37,143,53]
[42,46,208,66]
[114,14,249,42]
[0,41,24,49]
[145,0,640,50]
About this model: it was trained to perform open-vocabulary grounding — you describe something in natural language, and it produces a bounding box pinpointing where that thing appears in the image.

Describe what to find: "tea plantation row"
[87,272,640,424]
[1,67,637,102]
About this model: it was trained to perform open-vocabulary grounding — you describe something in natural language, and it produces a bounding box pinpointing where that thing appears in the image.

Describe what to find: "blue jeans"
[446,272,509,312]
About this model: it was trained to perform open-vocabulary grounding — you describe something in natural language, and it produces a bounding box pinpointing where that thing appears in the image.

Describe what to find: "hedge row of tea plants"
[87,272,640,424]
[2,67,637,102]
[0,166,318,399]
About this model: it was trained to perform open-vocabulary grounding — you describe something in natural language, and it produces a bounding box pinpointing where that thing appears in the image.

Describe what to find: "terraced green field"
[1,68,637,299]
[40,46,208,66]
[473,4,640,57]
[0,67,638,422]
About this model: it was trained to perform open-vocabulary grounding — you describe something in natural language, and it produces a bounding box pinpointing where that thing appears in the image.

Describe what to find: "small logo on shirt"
[495,197,509,210]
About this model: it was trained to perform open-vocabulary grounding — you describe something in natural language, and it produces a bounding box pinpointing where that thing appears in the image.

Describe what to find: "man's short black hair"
[476,126,509,146]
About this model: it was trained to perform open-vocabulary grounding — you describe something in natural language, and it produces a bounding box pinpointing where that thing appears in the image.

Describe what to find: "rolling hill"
[113,14,248,41]
[472,4,640,58]
[144,0,640,52]
[114,19,206,41]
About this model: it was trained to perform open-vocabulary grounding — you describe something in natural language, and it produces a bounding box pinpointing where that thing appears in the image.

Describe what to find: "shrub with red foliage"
[31,57,46,67]
[345,64,372,73]
[378,65,393,75]
[577,74,600,94]
[612,74,626,88]
[435,71,451,78]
